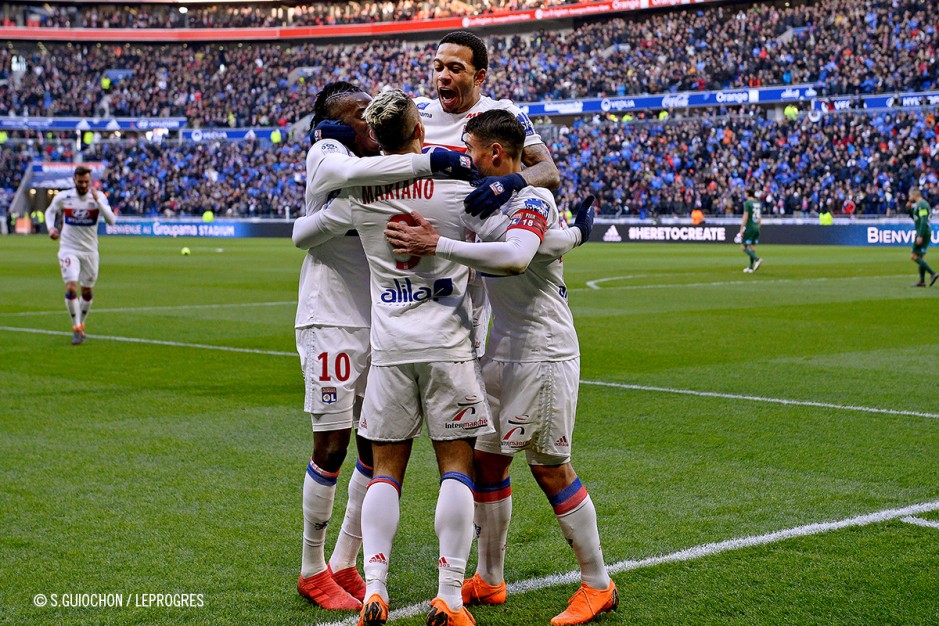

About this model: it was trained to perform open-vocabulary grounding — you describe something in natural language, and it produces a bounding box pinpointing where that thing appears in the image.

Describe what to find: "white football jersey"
[414,95,543,153]
[315,176,507,366]
[415,94,544,357]
[483,187,579,362]
[295,139,432,330]
[45,188,116,255]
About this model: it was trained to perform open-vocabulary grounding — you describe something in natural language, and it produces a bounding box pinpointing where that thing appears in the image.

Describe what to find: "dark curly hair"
[309,81,362,132]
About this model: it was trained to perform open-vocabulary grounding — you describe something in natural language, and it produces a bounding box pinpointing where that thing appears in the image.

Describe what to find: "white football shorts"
[476,357,580,465]
[58,250,99,287]
[296,325,370,432]
[359,360,493,442]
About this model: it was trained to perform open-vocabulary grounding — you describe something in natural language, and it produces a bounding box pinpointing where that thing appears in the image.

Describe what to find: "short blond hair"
[364,89,417,151]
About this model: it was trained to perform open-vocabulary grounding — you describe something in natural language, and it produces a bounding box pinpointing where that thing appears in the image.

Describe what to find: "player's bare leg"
[426,438,477,625]
[463,450,511,606]
[531,463,617,626]
[359,440,412,625]
[298,426,361,611]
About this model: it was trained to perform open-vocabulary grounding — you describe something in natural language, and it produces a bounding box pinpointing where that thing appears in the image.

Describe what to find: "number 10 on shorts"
[317,352,351,382]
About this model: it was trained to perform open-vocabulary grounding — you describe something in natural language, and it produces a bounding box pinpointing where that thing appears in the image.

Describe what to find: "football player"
[45,165,117,345]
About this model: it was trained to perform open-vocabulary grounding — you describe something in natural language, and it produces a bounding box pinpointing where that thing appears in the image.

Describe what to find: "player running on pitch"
[45,165,117,345]
[385,109,616,626]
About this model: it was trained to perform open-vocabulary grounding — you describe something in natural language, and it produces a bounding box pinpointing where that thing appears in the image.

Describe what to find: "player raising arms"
[45,165,117,345]
[294,81,476,611]
[385,110,616,626]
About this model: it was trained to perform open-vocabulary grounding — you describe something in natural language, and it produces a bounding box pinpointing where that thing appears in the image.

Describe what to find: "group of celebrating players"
[291,30,616,626]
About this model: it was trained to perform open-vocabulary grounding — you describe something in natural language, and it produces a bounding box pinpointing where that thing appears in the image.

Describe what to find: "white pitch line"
[0,326,296,357]
[901,516,939,530]
[581,379,939,420]
[569,274,909,293]
[0,301,295,317]
[313,499,939,626]
[2,326,934,421]
[585,275,648,290]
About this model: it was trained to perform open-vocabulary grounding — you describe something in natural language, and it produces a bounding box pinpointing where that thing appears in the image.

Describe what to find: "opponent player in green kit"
[908,188,937,287]
[736,190,763,273]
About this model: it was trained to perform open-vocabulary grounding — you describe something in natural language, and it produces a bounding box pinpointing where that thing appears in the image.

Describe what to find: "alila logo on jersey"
[380,277,454,304]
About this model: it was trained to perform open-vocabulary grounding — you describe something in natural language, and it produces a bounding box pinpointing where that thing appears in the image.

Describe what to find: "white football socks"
[80,295,93,324]
[556,494,610,590]
[66,295,82,328]
[328,459,371,572]
[473,484,512,585]
[435,474,474,610]
[300,459,339,577]
[361,478,401,603]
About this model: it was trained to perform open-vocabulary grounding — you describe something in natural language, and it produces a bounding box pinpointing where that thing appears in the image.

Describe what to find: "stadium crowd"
[82,139,307,218]
[3,108,937,219]
[2,0,936,124]
[552,109,939,217]
[4,0,566,29]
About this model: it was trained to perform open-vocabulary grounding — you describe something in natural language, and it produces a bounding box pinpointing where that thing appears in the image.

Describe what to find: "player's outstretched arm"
[309,143,476,196]
[293,203,353,250]
[386,211,539,276]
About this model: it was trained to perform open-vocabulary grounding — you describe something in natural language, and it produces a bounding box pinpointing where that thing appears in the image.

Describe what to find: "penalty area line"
[581,380,939,420]
[0,326,296,357]
[313,498,939,626]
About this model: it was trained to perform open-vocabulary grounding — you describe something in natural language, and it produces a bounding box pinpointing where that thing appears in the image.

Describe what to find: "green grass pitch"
[1,235,937,625]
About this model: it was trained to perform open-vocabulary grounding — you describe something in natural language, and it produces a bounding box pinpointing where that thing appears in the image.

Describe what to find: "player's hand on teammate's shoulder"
[464,173,527,219]
[427,148,479,182]
[384,211,440,257]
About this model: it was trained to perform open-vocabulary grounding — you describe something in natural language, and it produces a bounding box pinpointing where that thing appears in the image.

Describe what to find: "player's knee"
[312,429,352,471]
[474,450,511,483]
[530,461,576,495]
[354,433,374,468]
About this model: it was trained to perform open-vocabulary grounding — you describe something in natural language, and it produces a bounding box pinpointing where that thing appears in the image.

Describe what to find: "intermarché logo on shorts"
[33,592,204,608]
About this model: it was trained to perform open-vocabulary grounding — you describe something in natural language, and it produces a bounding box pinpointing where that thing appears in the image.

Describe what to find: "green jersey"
[912,200,931,238]
[743,199,762,231]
